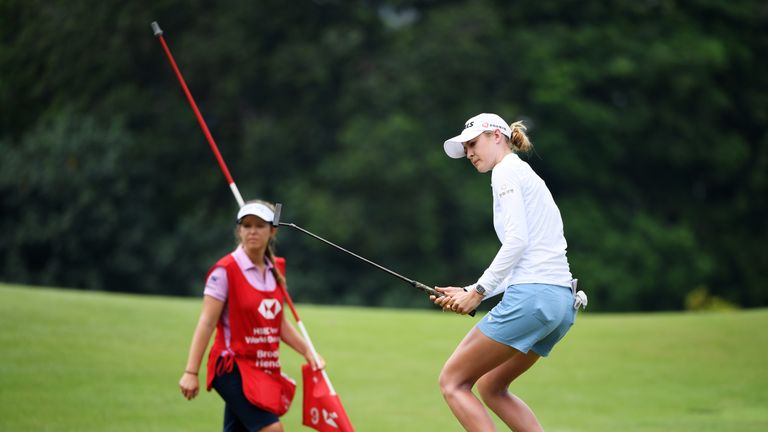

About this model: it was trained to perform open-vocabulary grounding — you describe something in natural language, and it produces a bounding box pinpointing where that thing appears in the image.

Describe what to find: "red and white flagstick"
[151,21,244,207]
[152,19,338,395]
[280,283,338,395]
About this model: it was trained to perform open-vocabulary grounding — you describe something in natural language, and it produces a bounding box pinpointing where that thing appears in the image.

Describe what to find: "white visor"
[443,113,512,159]
[237,203,274,223]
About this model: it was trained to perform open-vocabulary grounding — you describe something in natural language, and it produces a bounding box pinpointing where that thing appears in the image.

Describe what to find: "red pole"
[153,23,353,426]
[151,22,244,207]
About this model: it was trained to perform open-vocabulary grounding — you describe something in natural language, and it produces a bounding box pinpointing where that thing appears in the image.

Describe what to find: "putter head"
[272,203,282,227]
[150,21,163,36]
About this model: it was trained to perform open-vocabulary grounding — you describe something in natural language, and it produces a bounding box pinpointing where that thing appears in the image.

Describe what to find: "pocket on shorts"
[532,296,556,325]
[531,287,568,327]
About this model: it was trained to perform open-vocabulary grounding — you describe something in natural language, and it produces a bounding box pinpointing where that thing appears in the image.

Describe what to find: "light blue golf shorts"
[477,283,576,357]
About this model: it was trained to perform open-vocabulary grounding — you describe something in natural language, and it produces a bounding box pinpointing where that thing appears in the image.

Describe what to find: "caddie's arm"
[281,315,325,371]
[180,295,224,400]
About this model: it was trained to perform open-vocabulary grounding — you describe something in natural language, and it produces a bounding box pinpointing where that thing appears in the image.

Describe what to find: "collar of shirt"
[232,245,274,273]
[231,245,277,292]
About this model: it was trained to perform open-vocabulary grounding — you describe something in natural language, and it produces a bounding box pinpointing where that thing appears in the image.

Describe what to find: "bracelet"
[185,370,198,376]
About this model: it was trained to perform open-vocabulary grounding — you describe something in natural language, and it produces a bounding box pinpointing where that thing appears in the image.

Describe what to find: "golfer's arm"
[184,295,224,374]
[474,177,528,298]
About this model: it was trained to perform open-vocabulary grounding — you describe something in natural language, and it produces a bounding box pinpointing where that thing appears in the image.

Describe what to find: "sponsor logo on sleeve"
[497,183,514,198]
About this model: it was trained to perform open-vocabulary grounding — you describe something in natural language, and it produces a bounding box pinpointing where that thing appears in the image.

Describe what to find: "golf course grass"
[1,283,766,431]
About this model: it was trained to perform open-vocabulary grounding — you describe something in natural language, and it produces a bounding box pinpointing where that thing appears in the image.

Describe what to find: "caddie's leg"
[212,361,280,432]
[222,404,247,432]
[259,421,283,432]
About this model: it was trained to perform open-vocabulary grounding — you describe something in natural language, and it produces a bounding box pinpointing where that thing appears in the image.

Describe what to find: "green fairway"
[1,283,766,431]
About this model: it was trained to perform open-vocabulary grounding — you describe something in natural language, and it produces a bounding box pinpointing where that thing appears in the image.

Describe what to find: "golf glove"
[574,290,588,310]
[570,278,587,310]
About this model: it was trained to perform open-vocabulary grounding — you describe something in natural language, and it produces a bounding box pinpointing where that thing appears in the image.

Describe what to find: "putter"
[273,204,477,316]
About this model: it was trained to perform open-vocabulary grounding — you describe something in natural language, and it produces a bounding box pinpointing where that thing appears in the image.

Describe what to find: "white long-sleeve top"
[466,153,572,299]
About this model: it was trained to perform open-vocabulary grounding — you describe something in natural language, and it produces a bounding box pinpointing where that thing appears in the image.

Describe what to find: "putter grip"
[414,281,476,317]
[414,281,441,297]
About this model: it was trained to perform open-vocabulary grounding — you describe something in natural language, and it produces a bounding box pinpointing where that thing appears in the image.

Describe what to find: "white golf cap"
[237,202,274,223]
[443,113,512,159]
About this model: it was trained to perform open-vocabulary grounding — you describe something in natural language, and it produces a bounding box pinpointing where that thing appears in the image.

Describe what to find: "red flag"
[302,364,354,432]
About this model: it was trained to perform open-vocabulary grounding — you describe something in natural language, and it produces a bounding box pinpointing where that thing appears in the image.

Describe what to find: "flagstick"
[153,18,339,398]
[152,22,245,208]
[281,288,338,395]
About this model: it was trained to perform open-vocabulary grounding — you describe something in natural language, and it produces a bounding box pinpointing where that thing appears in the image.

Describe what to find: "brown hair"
[265,241,287,288]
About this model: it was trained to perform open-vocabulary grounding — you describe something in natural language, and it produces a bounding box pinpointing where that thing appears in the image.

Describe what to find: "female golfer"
[432,113,585,431]
[179,200,323,432]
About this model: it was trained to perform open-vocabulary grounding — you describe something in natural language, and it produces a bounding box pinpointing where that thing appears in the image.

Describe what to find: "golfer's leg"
[439,327,518,431]
[477,351,542,432]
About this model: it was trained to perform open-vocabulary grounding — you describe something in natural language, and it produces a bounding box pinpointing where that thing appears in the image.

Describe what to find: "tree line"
[1,0,766,311]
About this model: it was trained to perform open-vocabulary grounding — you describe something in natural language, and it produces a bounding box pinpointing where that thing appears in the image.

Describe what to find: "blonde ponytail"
[508,120,532,153]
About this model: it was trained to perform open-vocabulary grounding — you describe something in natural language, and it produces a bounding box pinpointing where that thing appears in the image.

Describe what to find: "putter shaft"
[278,221,477,316]
[278,222,442,297]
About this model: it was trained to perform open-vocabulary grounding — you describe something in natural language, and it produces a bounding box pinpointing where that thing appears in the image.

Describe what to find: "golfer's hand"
[430,286,463,310]
[431,287,479,315]
[305,352,326,371]
[446,287,483,315]
[179,372,200,400]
